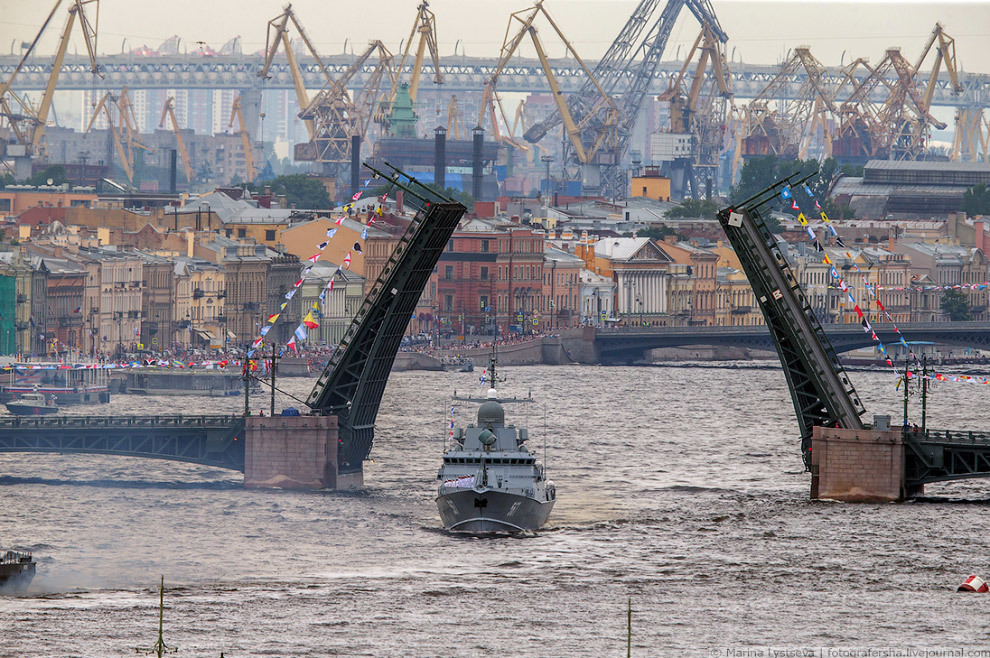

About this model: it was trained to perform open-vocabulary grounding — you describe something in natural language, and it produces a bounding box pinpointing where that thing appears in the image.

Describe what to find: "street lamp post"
[114,311,123,358]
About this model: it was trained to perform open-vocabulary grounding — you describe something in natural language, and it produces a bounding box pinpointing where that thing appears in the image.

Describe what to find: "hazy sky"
[3,0,989,74]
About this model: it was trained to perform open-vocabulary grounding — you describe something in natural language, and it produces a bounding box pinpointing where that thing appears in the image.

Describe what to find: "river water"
[2,362,990,657]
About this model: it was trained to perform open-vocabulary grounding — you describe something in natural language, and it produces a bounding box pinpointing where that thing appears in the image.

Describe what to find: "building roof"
[865,160,990,174]
[593,237,672,263]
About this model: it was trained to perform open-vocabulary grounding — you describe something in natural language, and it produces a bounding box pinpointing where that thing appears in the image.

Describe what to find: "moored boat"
[4,391,58,415]
[0,550,36,592]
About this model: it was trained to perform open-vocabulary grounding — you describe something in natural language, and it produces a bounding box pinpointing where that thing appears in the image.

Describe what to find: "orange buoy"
[957,575,989,592]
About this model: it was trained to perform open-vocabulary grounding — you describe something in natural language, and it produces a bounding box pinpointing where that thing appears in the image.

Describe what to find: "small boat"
[0,550,36,592]
[4,391,59,415]
[435,344,555,533]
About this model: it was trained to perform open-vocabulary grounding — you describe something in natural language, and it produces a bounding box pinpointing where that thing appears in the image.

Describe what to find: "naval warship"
[435,345,555,532]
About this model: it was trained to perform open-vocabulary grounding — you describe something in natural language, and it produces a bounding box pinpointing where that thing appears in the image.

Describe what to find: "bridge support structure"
[810,426,917,502]
[244,415,359,491]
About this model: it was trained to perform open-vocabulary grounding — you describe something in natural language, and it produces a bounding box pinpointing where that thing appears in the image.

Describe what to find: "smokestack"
[434,126,447,191]
[472,126,484,202]
[169,149,177,194]
[350,135,361,199]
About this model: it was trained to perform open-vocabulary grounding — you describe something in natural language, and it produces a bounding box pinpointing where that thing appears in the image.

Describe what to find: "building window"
[445,265,454,280]
[265,230,275,241]
[444,294,453,311]
[446,240,454,252]
[481,240,490,253]
[481,266,488,280]
[237,228,246,238]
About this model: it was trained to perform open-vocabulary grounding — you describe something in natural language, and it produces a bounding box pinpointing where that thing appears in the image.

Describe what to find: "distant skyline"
[2,0,989,74]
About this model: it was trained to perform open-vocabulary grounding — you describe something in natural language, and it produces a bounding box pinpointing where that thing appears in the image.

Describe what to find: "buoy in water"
[957,575,989,592]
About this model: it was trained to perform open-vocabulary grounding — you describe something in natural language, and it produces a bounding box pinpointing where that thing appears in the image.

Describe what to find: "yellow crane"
[445,96,467,140]
[390,1,443,106]
[479,1,617,165]
[0,0,101,176]
[229,96,256,183]
[84,91,135,184]
[737,45,831,161]
[159,97,193,184]
[258,4,334,142]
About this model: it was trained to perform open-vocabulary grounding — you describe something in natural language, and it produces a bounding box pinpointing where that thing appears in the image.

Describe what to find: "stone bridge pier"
[244,415,362,491]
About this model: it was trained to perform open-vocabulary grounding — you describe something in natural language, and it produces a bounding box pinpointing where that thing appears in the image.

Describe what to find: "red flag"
[287,336,298,352]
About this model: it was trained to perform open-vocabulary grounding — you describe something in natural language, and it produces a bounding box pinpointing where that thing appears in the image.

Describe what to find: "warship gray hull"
[437,489,554,533]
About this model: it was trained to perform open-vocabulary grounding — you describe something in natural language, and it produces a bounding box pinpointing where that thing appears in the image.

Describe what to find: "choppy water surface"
[2,363,990,656]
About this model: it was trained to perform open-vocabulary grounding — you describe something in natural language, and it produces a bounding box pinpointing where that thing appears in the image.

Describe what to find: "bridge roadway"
[593,321,990,363]
[2,54,986,107]
[0,414,246,471]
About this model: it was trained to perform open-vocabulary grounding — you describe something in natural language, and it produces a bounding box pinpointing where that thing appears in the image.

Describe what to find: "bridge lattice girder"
[594,322,990,362]
[306,171,466,473]
[1,55,984,107]
[0,415,245,471]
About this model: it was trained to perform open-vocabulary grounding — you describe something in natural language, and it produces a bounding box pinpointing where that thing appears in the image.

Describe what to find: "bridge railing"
[0,414,244,430]
[905,428,990,445]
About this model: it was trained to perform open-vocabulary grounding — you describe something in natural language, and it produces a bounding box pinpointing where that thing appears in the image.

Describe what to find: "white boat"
[5,391,59,416]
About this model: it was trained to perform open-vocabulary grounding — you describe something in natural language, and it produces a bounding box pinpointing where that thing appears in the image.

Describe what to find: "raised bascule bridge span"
[0,165,467,490]
[716,173,990,501]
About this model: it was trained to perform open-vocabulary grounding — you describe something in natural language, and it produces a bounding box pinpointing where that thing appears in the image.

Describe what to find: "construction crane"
[258,4,333,142]
[229,96,256,183]
[952,108,989,162]
[159,97,193,184]
[479,1,618,172]
[833,24,961,162]
[380,1,443,135]
[738,46,835,165]
[656,22,732,197]
[299,39,396,166]
[84,91,137,184]
[445,96,467,140]
[0,0,102,179]
[523,0,727,197]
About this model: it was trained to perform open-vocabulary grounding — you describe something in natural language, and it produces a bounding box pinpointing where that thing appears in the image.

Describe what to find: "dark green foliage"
[636,225,681,241]
[941,288,971,321]
[961,184,990,218]
[248,174,331,209]
[731,156,857,228]
[28,165,66,187]
[664,197,721,219]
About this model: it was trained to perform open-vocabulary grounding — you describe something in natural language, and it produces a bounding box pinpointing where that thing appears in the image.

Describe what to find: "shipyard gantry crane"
[833,23,961,162]
[656,21,732,197]
[229,96,256,183]
[379,1,443,135]
[259,5,394,176]
[0,0,102,179]
[523,0,727,198]
[479,1,618,172]
[738,46,836,164]
[159,97,193,184]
